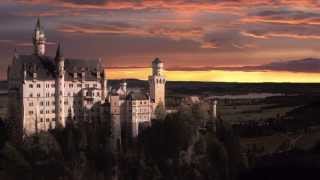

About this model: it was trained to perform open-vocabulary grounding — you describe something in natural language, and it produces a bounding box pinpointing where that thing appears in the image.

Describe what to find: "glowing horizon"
[106,68,320,83]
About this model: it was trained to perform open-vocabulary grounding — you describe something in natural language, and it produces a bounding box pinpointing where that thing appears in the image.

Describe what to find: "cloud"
[58,22,204,42]
[243,9,320,25]
[201,42,218,49]
[232,58,320,73]
[241,30,320,40]
[0,39,56,47]
[58,23,148,36]
[165,58,320,73]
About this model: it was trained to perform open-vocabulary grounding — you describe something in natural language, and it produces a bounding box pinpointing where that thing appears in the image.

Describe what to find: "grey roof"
[14,54,102,81]
[126,91,149,101]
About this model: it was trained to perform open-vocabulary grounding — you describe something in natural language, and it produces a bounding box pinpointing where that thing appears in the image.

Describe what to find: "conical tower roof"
[55,43,64,61]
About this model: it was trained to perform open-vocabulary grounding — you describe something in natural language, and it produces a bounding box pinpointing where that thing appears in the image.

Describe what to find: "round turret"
[120,80,127,92]
[152,58,164,76]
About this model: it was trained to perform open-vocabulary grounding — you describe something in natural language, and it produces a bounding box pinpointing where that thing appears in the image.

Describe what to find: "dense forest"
[0,102,250,180]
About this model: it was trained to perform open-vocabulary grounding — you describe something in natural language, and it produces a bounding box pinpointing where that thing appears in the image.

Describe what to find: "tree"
[0,118,8,149]
[192,103,210,127]
[154,102,166,120]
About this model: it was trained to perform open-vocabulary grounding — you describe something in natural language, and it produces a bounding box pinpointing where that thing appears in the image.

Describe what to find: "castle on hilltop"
[7,18,166,150]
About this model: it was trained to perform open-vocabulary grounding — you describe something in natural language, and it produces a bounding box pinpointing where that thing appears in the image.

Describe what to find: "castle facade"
[7,18,166,147]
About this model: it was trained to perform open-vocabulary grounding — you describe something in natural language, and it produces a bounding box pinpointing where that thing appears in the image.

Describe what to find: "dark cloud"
[61,0,108,5]
[244,9,320,25]
[0,0,319,81]
[165,58,320,73]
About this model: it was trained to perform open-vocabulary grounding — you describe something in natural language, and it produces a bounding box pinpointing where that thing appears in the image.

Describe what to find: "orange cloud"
[201,42,219,49]
[58,24,148,36]
[58,24,204,42]
[19,0,307,14]
[242,16,320,25]
[241,31,320,40]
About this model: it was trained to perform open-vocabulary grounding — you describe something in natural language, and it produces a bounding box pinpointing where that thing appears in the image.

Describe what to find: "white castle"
[7,18,166,149]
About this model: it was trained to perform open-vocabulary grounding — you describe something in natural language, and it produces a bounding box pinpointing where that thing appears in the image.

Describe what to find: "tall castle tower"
[55,44,65,127]
[33,17,46,56]
[149,58,166,109]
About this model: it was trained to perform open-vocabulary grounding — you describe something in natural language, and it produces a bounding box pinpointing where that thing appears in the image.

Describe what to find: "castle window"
[29,84,33,88]
[97,92,100,97]
[29,102,33,106]
[37,84,41,88]
[69,84,73,88]
[46,101,49,106]
[37,93,40,97]
[52,109,55,113]
[51,84,55,88]
[77,84,82,88]
[28,111,33,115]
[40,110,44,114]
[29,93,33,97]
[46,118,49,122]
[40,101,44,106]
[46,84,49,88]
[85,84,89,88]
[46,110,49,114]
[93,84,97,88]
[40,118,43,122]
[52,118,55,121]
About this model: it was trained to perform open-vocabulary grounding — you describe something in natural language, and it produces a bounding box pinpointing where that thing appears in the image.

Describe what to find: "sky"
[1,0,320,82]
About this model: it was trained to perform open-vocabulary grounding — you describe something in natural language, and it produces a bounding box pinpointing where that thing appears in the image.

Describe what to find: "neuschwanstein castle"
[7,18,166,150]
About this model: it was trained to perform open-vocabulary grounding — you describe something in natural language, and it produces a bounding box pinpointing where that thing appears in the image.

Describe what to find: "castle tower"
[120,80,127,93]
[32,17,46,56]
[55,44,65,127]
[149,58,166,109]
[213,100,218,119]
[102,70,108,103]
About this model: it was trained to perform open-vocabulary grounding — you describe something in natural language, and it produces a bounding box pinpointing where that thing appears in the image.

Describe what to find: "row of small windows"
[29,91,100,98]
[39,118,56,122]
[156,79,165,84]
[132,108,149,113]
[29,83,99,88]
[28,108,96,115]
[132,101,148,105]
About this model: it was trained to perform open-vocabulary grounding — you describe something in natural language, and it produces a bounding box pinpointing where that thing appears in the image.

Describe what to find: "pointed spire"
[36,16,41,30]
[55,43,64,63]
[55,43,63,58]
[14,48,19,59]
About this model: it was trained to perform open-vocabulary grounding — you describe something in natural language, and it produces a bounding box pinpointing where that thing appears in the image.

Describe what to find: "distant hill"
[109,79,320,96]
[219,58,320,73]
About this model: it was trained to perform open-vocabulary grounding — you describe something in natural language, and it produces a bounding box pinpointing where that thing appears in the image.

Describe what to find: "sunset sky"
[1,0,320,82]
